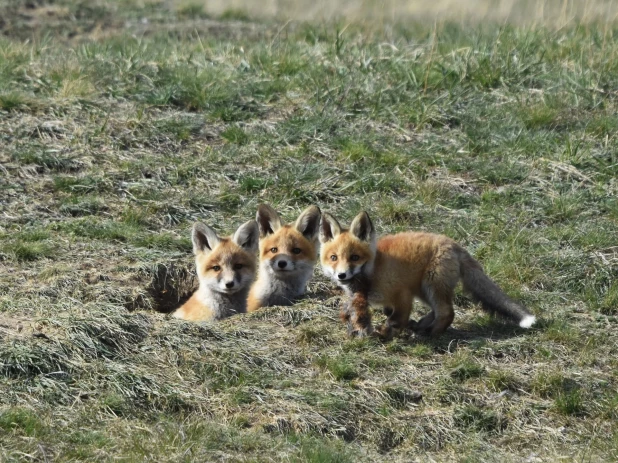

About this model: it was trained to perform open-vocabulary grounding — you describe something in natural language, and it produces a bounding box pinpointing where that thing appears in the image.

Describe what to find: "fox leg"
[416,283,455,336]
[415,311,435,331]
[341,297,365,337]
[348,290,373,337]
[429,298,454,336]
[340,298,352,323]
[375,293,413,340]
[414,251,460,336]
[340,275,373,337]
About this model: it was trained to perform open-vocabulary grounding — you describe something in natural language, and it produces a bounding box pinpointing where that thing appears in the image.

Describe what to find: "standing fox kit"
[247,204,321,312]
[173,220,259,322]
[319,211,536,338]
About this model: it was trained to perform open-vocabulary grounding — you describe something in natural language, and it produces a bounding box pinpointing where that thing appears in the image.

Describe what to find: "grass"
[1,0,618,461]
[316,354,359,381]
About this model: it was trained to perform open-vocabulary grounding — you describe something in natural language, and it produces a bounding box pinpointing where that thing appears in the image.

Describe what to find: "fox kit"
[319,211,535,338]
[246,204,321,311]
[173,220,259,322]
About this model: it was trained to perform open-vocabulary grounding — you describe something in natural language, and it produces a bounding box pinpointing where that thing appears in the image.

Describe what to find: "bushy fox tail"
[459,252,535,328]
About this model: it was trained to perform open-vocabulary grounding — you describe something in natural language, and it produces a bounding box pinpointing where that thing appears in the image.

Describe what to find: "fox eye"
[292,248,301,254]
[270,247,278,253]
[233,263,243,270]
[212,265,221,271]
[350,255,360,261]
[330,255,337,261]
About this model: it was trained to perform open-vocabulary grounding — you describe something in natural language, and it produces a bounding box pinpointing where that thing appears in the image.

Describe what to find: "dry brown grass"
[186,0,618,25]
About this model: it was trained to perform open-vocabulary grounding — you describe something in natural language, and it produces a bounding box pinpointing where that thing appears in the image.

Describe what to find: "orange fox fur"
[319,211,536,338]
[247,204,321,312]
[173,220,258,322]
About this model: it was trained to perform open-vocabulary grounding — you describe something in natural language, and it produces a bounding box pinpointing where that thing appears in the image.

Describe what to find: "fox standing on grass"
[173,220,259,322]
[247,204,321,312]
[319,211,536,338]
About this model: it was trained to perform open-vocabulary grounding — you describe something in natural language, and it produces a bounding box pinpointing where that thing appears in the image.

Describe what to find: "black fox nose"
[225,281,235,289]
[278,261,287,269]
[338,273,347,280]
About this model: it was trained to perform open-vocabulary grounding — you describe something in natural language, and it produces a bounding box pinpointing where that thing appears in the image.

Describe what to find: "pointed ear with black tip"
[319,213,342,243]
[233,220,259,252]
[192,222,221,255]
[294,205,321,241]
[349,211,375,243]
[256,204,282,237]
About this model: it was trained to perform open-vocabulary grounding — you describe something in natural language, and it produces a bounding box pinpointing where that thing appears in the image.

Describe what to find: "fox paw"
[348,322,374,338]
[373,324,394,340]
[407,318,419,330]
[373,324,407,341]
[411,324,433,336]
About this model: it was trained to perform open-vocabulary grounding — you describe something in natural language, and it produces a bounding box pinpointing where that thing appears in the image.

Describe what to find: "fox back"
[174,220,258,322]
[247,204,321,311]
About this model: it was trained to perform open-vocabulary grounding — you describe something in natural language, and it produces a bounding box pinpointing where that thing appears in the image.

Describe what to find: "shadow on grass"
[383,316,544,353]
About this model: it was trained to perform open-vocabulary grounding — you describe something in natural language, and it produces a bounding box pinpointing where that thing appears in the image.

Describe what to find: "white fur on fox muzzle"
[215,271,246,293]
[336,263,363,280]
[271,256,294,272]
[218,280,239,293]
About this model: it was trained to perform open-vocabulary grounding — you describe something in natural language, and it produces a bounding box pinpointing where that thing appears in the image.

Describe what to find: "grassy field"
[1,0,618,461]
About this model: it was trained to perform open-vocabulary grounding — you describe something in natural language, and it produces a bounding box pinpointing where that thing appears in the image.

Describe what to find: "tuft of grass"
[384,386,422,409]
[408,343,434,358]
[296,436,357,463]
[121,207,151,227]
[12,148,81,171]
[520,104,558,130]
[531,371,579,400]
[598,281,618,315]
[221,126,250,145]
[540,319,581,344]
[1,241,55,261]
[59,197,107,216]
[54,219,140,242]
[316,355,358,381]
[53,176,107,194]
[132,233,192,251]
[448,356,485,382]
[0,339,72,380]
[0,92,38,111]
[176,2,209,19]
[296,327,333,346]
[486,370,520,392]
[337,139,374,162]
[453,405,506,434]
[554,389,585,416]
[220,8,251,21]
[99,392,130,416]
[0,408,43,436]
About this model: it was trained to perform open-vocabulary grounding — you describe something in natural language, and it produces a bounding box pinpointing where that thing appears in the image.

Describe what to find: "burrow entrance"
[135,263,198,313]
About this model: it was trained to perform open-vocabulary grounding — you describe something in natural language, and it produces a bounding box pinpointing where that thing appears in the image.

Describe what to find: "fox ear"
[256,204,282,237]
[319,213,342,243]
[295,205,321,241]
[233,220,259,252]
[192,222,220,255]
[350,211,374,243]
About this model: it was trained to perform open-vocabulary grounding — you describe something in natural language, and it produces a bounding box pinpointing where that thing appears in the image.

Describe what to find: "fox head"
[192,220,259,295]
[255,204,321,278]
[319,211,376,284]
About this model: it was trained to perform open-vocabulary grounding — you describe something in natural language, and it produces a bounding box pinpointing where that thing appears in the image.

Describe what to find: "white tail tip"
[519,315,536,329]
